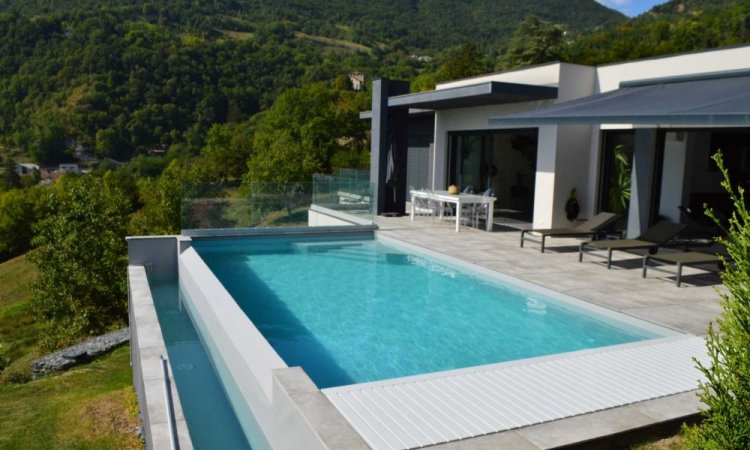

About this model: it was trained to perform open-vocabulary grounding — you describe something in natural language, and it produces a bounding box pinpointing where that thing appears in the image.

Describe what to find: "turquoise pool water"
[194,235,665,389]
[149,276,253,450]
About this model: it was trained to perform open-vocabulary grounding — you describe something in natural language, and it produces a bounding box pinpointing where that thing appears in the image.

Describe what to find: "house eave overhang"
[489,70,750,127]
[387,81,558,110]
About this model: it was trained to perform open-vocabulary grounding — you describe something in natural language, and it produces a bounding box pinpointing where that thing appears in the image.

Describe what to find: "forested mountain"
[0,0,624,163]
[563,0,750,64]
[0,0,623,50]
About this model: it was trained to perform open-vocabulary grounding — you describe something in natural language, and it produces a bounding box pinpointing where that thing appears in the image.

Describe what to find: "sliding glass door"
[448,129,538,221]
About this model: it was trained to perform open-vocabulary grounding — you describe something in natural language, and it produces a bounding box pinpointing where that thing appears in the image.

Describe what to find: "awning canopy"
[489,70,750,126]
[387,81,558,110]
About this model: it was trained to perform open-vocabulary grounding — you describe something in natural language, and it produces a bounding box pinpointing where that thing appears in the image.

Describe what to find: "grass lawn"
[632,435,686,449]
[0,254,40,365]
[0,345,142,449]
[0,254,142,449]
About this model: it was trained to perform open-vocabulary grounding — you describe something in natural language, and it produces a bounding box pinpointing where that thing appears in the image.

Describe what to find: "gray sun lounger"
[579,221,687,269]
[520,212,621,253]
[642,251,722,287]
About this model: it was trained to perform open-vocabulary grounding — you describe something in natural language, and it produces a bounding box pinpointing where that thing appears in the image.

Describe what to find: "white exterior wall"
[658,132,689,222]
[596,46,750,92]
[548,65,597,226]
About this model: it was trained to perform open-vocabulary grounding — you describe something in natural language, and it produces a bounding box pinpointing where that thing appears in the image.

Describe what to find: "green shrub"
[684,151,750,449]
[30,174,130,349]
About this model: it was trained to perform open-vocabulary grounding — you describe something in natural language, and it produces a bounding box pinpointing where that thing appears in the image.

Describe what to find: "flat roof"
[490,70,750,126]
[388,81,557,110]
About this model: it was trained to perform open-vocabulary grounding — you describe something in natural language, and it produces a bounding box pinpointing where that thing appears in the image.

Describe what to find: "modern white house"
[367,44,750,237]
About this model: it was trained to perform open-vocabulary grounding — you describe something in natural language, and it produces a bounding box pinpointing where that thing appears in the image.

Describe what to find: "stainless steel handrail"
[160,355,180,450]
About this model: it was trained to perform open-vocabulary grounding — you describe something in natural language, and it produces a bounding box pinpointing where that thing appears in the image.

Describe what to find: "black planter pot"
[565,189,580,221]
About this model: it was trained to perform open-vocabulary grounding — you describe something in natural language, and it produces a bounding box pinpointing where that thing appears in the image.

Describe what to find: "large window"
[448,129,537,222]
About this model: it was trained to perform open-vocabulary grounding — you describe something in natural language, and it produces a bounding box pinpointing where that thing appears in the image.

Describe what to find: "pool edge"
[128,261,195,450]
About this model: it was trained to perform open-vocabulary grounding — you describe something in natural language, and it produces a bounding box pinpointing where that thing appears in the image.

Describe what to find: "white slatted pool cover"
[323,335,708,450]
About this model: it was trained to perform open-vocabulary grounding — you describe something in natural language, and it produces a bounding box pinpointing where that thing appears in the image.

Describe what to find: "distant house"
[348,71,365,91]
[14,163,40,175]
[410,54,433,63]
[59,163,80,173]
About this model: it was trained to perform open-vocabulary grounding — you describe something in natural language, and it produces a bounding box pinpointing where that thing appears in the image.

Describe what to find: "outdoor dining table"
[410,189,496,232]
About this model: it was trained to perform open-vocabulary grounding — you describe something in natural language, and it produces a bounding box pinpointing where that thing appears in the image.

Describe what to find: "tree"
[129,158,185,235]
[684,151,750,449]
[30,174,131,348]
[245,83,368,184]
[498,16,565,70]
[0,186,44,261]
[436,43,487,81]
[190,123,252,182]
[1,158,21,191]
[28,109,70,165]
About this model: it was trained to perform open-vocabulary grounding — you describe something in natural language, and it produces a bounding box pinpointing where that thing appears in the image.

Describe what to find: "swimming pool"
[192,234,670,389]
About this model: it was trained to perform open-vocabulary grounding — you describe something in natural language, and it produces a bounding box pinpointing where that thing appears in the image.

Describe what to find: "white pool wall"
[178,238,368,450]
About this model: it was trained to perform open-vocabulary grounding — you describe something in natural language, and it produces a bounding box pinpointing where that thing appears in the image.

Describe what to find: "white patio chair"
[427,189,454,220]
[472,188,495,228]
[413,196,436,218]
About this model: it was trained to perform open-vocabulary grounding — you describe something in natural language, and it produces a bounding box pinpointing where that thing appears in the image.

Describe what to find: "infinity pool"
[193,235,667,389]
[149,275,254,450]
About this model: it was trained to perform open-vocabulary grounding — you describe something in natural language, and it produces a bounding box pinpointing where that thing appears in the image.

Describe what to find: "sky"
[595,0,670,17]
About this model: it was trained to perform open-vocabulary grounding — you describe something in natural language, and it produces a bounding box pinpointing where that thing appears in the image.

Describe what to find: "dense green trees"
[30,174,131,348]
[1,160,22,191]
[0,187,45,261]
[0,12,331,161]
[436,43,488,82]
[129,159,185,236]
[562,1,750,66]
[498,16,565,70]
[245,83,369,184]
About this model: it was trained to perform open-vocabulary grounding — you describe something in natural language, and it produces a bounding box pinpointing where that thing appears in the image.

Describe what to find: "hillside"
[0,0,626,164]
[563,0,750,65]
[0,0,624,51]
[649,0,748,16]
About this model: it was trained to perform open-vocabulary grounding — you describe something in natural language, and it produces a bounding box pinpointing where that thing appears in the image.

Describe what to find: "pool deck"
[326,215,723,449]
[376,215,724,337]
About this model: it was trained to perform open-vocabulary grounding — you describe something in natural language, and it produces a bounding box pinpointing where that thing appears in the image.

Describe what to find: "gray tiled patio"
[376,215,724,336]
[374,215,721,448]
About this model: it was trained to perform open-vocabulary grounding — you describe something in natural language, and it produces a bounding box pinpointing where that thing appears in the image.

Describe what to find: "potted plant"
[565,188,580,221]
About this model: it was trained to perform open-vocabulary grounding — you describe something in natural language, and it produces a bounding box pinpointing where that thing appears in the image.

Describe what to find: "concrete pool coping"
[128,220,717,449]
[127,261,194,450]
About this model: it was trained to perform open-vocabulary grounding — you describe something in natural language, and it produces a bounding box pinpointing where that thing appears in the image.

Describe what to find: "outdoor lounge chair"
[579,221,687,269]
[642,251,722,287]
[520,212,621,253]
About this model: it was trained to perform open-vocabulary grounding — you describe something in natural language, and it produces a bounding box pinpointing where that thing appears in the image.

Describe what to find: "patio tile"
[516,406,655,449]
[377,216,724,336]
